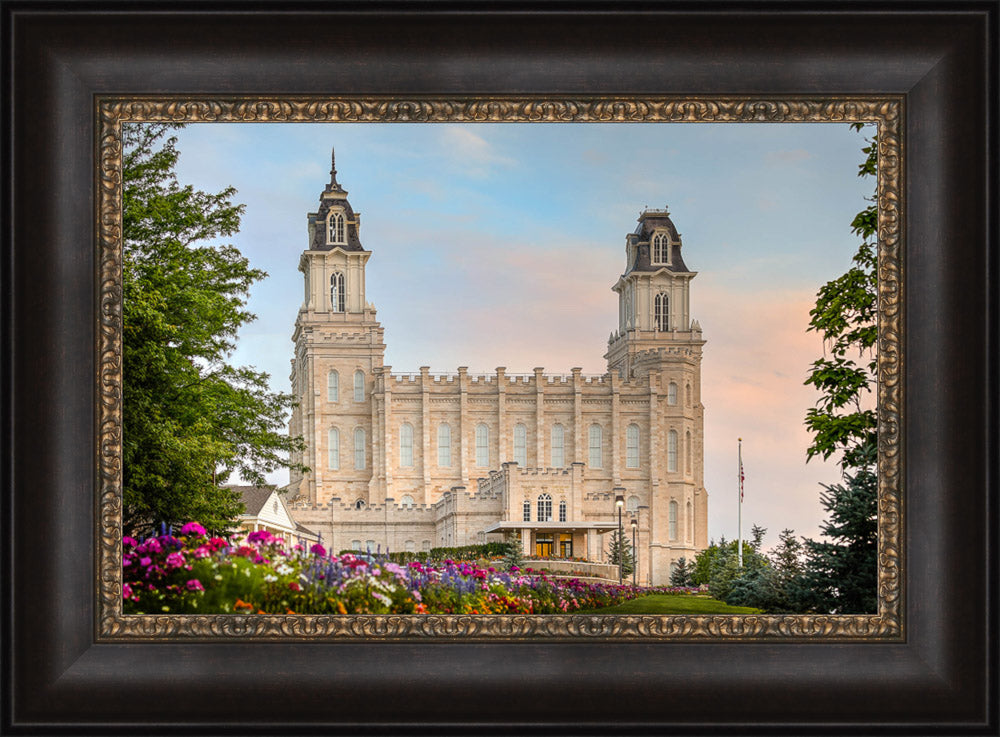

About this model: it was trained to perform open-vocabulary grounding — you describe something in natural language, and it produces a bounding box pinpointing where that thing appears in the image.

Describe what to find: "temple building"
[283,150,709,585]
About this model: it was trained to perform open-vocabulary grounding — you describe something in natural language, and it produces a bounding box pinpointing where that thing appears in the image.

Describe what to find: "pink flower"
[288,581,301,591]
[164,551,185,569]
[139,556,152,567]
[122,536,137,548]
[247,530,275,545]
[185,579,204,592]
[193,545,211,559]
[123,583,133,600]
[180,522,207,537]
[310,543,327,557]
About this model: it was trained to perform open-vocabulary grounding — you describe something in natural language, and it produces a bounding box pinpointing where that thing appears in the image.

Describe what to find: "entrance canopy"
[483,521,618,534]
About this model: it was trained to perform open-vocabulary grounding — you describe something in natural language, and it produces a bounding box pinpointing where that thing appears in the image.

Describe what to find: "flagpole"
[737,437,743,568]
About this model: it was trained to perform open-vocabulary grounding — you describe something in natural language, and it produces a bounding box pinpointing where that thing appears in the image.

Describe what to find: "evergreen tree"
[669,557,693,587]
[606,528,635,579]
[122,123,305,537]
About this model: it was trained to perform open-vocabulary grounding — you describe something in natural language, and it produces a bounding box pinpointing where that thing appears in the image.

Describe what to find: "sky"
[168,121,875,550]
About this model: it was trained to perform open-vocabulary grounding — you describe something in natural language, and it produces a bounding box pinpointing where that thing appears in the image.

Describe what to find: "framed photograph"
[4,2,995,734]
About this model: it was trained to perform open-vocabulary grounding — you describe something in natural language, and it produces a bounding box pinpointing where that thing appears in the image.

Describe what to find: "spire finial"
[330,147,338,181]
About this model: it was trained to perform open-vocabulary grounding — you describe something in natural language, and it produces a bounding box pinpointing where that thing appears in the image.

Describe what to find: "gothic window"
[353,370,364,402]
[513,423,527,465]
[400,495,414,508]
[327,427,340,470]
[626,424,640,468]
[686,383,692,407]
[686,430,692,474]
[355,499,366,510]
[351,540,362,551]
[625,284,634,328]
[669,500,678,540]
[330,272,345,312]
[588,424,602,469]
[668,429,679,472]
[627,495,639,513]
[422,540,432,552]
[686,501,693,542]
[537,493,553,522]
[667,382,678,405]
[353,427,366,469]
[400,422,414,467]
[551,423,565,467]
[522,499,531,522]
[652,232,669,264]
[327,211,345,244]
[559,500,567,522]
[475,423,489,467]
[405,540,416,552]
[327,369,339,402]
[365,539,375,551]
[438,423,452,467]
[655,292,670,331]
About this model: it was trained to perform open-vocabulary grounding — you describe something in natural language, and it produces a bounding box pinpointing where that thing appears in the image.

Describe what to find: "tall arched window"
[438,423,451,467]
[626,424,640,468]
[400,495,414,508]
[655,292,669,331]
[327,369,339,402]
[558,500,567,522]
[330,272,345,312]
[686,383,692,407]
[522,499,531,522]
[327,211,345,244]
[686,501,693,542]
[668,429,678,472]
[686,430,692,474]
[513,423,527,465]
[537,493,553,522]
[353,427,366,469]
[652,233,668,264]
[475,423,489,467]
[399,422,414,467]
[327,427,340,470]
[627,495,640,513]
[669,500,678,540]
[353,370,364,402]
[588,424,603,468]
[551,423,564,467]
[667,382,678,405]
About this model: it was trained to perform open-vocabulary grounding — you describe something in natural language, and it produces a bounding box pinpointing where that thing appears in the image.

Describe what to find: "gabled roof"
[228,485,276,517]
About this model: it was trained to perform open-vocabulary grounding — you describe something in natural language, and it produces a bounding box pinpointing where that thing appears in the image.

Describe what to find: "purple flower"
[122,536,137,548]
[310,543,327,557]
[180,522,207,537]
[185,579,204,592]
[139,556,152,567]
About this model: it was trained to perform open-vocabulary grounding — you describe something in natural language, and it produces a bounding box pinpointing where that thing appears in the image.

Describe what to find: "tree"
[725,528,809,613]
[692,526,770,602]
[122,123,305,537]
[606,528,635,579]
[669,556,693,587]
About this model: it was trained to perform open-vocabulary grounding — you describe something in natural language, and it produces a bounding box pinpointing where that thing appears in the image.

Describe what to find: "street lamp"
[631,516,638,585]
[615,493,625,584]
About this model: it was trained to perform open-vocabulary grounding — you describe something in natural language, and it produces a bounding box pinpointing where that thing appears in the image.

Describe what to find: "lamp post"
[631,516,638,585]
[615,493,625,584]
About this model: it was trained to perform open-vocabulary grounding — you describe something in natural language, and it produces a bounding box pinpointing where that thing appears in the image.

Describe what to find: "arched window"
[327,369,339,402]
[351,540,362,551]
[686,383,692,407]
[405,540,416,553]
[327,427,340,470]
[422,540,432,552]
[626,424,640,468]
[438,423,451,467]
[537,493,553,522]
[522,499,531,522]
[365,539,375,552]
[353,370,365,402]
[668,429,678,472]
[627,495,640,513]
[353,427,366,469]
[669,500,678,540]
[327,211,345,244]
[330,272,345,312]
[551,423,564,467]
[355,499,366,510]
[588,424,603,468]
[400,495,414,508]
[655,292,669,331]
[513,423,527,465]
[652,233,669,264]
[475,423,489,467]
[686,501,693,542]
[399,422,414,467]
[667,382,678,405]
[559,500,567,522]
[686,430,692,474]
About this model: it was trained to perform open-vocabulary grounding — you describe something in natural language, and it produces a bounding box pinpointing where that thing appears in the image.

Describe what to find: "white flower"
[264,574,277,582]
[276,564,293,576]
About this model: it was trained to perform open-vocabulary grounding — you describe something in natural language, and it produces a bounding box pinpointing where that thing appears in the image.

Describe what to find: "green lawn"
[579,594,761,615]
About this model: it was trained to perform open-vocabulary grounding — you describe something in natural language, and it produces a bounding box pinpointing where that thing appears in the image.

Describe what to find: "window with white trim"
[330,272,345,312]
[327,211,345,244]
[351,540,362,551]
[400,495,414,508]
[652,232,669,264]
[667,382,678,405]
[405,540,416,553]
[354,427,366,469]
[627,495,639,513]
[327,427,340,470]
[626,424,640,468]
[588,424,602,469]
[537,493,552,522]
[327,369,339,402]
[522,499,531,522]
[475,423,489,467]
[551,423,564,467]
[438,423,451,467]
[669,500,678,540]
[655,292,669,331]
[668,429,678,472]
[513,423,527,465]
[558,500,567,522]
[353,370,364,402]
[399,422,414,467]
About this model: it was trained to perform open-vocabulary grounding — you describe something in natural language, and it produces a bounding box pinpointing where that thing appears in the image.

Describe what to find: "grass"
[578,593,762,615]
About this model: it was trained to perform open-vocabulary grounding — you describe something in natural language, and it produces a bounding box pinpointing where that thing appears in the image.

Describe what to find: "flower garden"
[123,523,693,615]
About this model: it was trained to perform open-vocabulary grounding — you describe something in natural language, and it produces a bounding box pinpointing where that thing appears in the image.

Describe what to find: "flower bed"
[123,524,673,615]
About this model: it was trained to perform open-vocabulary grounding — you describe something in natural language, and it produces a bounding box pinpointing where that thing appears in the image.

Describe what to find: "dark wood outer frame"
[4,2,996,734]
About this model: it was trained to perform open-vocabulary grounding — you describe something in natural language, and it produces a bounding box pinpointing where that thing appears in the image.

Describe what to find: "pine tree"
[669,557,693,587]
[606,528,635,579]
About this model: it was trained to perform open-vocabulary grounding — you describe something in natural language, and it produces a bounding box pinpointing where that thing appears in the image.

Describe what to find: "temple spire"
[327,147,345,193]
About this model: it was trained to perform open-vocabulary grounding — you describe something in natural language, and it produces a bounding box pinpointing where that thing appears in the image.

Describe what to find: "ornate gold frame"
[97,96,902,640]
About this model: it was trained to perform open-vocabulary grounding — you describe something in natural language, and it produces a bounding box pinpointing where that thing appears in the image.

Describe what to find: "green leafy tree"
[669,556,693,587]
[606,528,635,579]
[122,123,305,537]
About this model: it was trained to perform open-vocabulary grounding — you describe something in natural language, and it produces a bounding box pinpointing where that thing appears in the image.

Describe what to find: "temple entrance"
[559,534,573,558]
[535,533,554,557]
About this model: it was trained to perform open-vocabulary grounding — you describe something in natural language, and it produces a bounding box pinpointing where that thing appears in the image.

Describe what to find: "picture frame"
[4,2,995,733]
